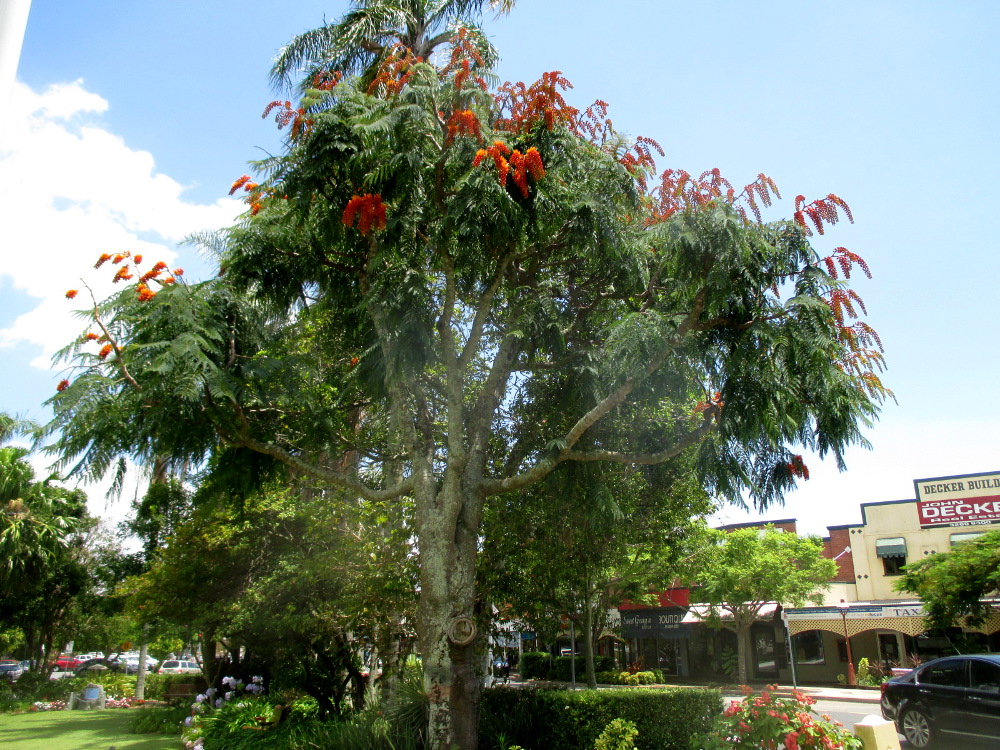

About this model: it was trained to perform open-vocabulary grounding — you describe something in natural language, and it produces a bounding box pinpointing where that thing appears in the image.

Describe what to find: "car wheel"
[901,708,934,749]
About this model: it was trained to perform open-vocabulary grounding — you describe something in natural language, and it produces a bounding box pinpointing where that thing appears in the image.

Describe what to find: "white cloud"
[0,80,241,367]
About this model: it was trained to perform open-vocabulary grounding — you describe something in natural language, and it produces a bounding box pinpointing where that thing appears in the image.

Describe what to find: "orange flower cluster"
[793,193,853,236]
[787,455,810,480]
[473,141,511,184]
[441,28,487,91]
[445,109,482,144]
[85,332,99,341]
[693,391,724,414]
[342,194,387,236]
[311,70,342,92]
[473,143,546,196]
[820,246,871,281]
[648,170,784,226]
[368,45,422,98]
[824,288,867,326]
[494,72,578,135]
[65,289,78,299]
[508,148,545,197]
[98,344,113,360]
[56,379,69,392]
[262,100,313,140]
[89,250,179,303]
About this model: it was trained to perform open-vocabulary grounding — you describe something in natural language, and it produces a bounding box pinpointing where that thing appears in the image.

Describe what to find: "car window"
[162,661,178,669]
[970,660,1000,693]
[919,659,967,687]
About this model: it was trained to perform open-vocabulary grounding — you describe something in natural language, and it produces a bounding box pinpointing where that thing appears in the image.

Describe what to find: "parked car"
[53,654,82,671]
[158,659,201,675]
[72,658,116,676]
[881,653,1000,748]
[0,659,24,681]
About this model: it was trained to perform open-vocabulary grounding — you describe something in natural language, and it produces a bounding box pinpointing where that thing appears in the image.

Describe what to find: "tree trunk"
[735,625,752,685]
[135,641,148,699]
[583,578,597,689]
[417,482,482,750]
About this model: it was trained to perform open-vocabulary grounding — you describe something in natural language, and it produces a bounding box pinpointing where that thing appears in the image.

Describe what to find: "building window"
[882,555,906,576]
[876,537,907,576]
[793,631,825,665]
[951,532,984,546]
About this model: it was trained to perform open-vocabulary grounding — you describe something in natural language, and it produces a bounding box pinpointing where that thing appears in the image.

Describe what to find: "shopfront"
[620,606,692,676]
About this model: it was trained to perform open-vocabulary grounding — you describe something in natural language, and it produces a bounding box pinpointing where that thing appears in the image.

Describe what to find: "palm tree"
[270,0,516,91]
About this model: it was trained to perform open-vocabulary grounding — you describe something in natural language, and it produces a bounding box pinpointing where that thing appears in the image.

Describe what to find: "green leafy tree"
[896,530,1000,630]
[484,459,712,688]
[683,526,837,685]
[0,415,90,669]
[125,478,416,715]
[47,40,889,749]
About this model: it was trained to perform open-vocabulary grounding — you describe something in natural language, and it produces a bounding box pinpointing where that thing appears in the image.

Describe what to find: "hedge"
[518,653,616,682]
[519,652,551,680]
[480,686,722,750]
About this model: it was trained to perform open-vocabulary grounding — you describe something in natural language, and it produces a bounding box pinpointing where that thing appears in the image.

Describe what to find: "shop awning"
[876,537,907,558]
[682,602,779,624]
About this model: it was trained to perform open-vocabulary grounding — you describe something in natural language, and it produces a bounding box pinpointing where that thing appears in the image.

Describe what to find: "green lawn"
[0,709,180,750]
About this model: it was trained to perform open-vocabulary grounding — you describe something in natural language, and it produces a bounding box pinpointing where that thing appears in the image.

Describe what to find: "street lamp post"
[837,599,857,686]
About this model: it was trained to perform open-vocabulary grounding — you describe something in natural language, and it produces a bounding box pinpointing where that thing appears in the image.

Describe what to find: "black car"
[881,653,1000,748]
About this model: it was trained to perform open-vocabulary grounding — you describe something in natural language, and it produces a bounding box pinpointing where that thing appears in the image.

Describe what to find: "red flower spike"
[85,332,99,341]
[65,289,78,299]
[133,254,143,265]
[173,268,184,276]
[95,253,111,269]
[98,344,113,359]
[56,379,69,392]
[342,194,387,236]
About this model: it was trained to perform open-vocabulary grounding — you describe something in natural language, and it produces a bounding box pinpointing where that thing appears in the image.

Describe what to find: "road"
[812,699,909,748]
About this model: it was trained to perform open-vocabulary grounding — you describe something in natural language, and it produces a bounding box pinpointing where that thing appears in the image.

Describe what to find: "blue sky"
[2,1,998,534]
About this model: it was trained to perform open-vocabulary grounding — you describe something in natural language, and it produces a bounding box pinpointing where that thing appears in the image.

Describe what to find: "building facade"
[618,469,1000,684]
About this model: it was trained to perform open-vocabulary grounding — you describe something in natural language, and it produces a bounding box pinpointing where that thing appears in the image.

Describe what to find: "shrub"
[594,671,625,685]
[519,652,551,680]
[546,655,615,682]
[594,718,638,750]
[480,685,721,750]
[621,671,657,686]
[128,703,191,734]
[695,685,863,749]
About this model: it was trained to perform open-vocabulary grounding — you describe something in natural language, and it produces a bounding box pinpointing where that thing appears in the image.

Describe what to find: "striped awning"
[875,537,907,558]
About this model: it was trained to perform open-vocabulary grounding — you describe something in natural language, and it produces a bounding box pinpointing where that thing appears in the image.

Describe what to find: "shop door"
[752,624,779,678]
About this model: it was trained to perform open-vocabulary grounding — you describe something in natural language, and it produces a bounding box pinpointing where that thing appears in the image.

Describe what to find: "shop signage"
[915,470,1000,528]
[784,604,924,620]
[620,607,691,639]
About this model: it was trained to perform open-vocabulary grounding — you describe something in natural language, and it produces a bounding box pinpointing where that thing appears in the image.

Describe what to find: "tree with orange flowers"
[47,30,891,750]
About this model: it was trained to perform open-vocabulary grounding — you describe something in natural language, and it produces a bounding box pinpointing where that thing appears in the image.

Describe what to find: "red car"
[53,654,82,671]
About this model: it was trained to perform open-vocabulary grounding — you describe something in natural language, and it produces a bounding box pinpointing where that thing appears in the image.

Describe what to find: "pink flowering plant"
[697,685,862,750]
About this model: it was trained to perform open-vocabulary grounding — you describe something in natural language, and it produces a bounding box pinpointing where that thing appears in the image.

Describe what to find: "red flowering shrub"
[696,686,862,749]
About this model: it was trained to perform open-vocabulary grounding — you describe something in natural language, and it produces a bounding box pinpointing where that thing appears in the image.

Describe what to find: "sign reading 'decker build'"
[915,470,1000,528]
